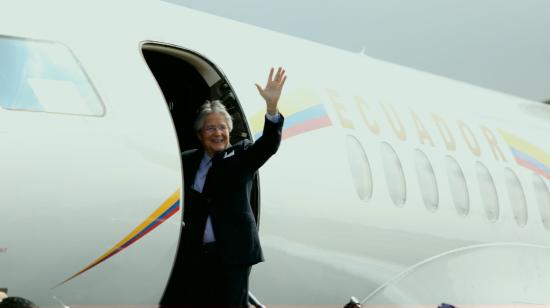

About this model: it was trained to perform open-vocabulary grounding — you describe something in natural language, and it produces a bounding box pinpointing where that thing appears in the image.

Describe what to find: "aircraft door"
[140,41,262,236]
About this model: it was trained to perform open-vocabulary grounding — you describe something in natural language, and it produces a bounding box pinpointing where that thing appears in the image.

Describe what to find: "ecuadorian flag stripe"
[499,129,550,180]
[283,115,332,140]
[54,189,181,288]
[283,104,327,128]
[511,148,550,180]
[118,201,180,250]
[255,104,332,140]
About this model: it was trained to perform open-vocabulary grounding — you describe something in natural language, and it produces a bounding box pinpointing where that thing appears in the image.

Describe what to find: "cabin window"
[0,35,104,116]
[346,135,373,202]
[504,168,528,227]
[532,174,550,230]
[413,149,439,212]
[381,142,406,206]
[445,156,470,216]
[475,162,499,222]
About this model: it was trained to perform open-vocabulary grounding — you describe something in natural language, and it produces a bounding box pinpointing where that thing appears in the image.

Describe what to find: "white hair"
[194,100,233,133]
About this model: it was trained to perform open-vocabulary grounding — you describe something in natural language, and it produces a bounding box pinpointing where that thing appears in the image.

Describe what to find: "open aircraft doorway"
[140,41,262,229]
[141,41,263,304]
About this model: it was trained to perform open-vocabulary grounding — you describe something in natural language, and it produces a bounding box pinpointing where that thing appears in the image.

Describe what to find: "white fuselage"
[0,0,549,307]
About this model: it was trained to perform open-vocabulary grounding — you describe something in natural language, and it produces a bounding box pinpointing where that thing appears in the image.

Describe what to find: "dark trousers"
[160,242,251,307]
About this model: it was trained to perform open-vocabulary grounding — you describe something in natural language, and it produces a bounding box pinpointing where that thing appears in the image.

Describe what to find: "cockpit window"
[0,36,104,116]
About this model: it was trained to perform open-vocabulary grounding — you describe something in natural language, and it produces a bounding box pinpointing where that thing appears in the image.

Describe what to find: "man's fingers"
[261,67,286,94]
[268,68,274,83]
[275,67,284,81]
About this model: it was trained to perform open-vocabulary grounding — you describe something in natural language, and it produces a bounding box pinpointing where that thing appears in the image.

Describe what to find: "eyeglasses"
[203,124,228,133]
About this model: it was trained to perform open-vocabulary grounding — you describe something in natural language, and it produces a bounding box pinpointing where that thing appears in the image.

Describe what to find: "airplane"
[0,0,549,307]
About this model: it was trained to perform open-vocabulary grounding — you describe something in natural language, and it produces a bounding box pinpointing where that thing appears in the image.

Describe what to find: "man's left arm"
[239,67,287,172]
[239,112,284,172]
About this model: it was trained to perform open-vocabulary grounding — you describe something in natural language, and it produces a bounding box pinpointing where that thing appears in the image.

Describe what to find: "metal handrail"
[248,292,266,308]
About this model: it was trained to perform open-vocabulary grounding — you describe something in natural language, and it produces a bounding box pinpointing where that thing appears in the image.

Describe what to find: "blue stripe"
[119,200,180,250]
[255,104,327,139]
[283,104,327,129]
[511,148,550,174]
[155,200,180,222]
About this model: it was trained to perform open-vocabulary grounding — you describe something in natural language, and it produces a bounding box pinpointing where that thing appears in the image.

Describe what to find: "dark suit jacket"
[162,114,284,303]
[176,115,284,265]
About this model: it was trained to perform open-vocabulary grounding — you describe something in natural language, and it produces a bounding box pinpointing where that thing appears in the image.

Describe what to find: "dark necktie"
[201,162,215,195]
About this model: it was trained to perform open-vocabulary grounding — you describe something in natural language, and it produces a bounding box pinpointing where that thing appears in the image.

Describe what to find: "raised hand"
[255,67,287,115]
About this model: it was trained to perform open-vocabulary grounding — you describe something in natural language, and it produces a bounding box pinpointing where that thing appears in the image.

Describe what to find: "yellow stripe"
[499,129,550,167]
[54,189,181,287]
[115,189,181,247]
[250,88,321,134]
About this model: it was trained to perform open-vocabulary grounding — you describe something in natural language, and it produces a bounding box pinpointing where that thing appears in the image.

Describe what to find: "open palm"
[255,67,287,114]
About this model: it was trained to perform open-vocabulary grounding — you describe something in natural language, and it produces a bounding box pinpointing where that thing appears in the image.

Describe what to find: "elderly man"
[161,67,286,306]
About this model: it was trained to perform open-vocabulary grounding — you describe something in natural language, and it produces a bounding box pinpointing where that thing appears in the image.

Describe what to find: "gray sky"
[168,0,550,102]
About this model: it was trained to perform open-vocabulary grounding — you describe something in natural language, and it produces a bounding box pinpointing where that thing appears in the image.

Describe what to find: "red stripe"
[283,116,332,140]
[121,205,180,250]
[516,158,550,180]
[59,205,181,286]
